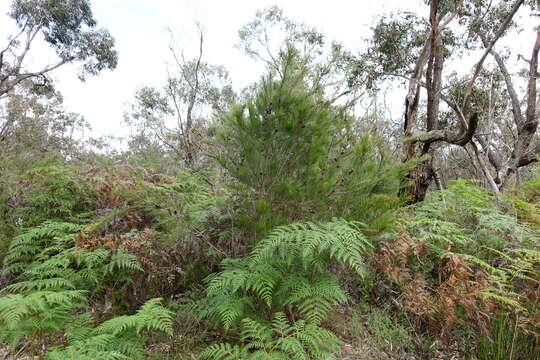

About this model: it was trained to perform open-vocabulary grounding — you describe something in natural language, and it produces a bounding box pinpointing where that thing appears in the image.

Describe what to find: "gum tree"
[357,0,538,201]
[0,0,117,155]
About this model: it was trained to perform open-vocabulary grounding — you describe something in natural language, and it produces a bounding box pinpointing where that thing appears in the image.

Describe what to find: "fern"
[47,298,173,360]
[199,219,368,330]
[405,181,537,256]
[201,312,341,360]
[0,219,167,358]
[97,298,173,335]
[3,221,81,269]
[200,343,248,360]
[197,219,369,358]
[250,219,372,276]
[106,248,144,273]
[279,273,348,325]
[0,289,88,347]
[16,164,94,226]
[382,181,540,354]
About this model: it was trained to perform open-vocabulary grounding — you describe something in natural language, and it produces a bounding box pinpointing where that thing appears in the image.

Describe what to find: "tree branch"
[462,0,524,113]
[413,112,478,146]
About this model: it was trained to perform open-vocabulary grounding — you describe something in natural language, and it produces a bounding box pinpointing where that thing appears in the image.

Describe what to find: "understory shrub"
[194,219,373,359]
[372,181,539,358]
[0,164,225,358]
[213,51,409,239]
[0,220,173,359]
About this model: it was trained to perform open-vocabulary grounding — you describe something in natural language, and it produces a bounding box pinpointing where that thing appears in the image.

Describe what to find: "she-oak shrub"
[198,52,409,359]
[213,51,408,238]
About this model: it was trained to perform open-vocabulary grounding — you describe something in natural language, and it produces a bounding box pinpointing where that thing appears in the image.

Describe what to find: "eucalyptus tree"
[0,0,118,98]
[237,6,361,108]
[126,25,235,169]
[472,27,540,190]
[0,80,89,163]
[0,0,117,167]
[357,0,539,201]
[0,81,92,212]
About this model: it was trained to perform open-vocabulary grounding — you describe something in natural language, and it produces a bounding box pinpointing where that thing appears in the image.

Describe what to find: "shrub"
[0,218,172,358]
[213,52,407,238]
[373,181,540,356]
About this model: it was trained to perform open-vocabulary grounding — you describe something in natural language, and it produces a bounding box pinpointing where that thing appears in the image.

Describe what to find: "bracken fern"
[196,219,371,359]
[1,220,173,358]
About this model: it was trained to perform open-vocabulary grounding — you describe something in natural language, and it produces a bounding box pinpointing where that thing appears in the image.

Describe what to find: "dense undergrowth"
[2,160,538,359]
[0,58,539,360]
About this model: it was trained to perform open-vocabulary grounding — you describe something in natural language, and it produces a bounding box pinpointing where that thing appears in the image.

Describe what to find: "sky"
[0,0,537,139]
[0,0,427,139]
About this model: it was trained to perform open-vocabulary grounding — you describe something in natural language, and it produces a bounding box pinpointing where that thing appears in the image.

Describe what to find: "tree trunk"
[402,160,434,204]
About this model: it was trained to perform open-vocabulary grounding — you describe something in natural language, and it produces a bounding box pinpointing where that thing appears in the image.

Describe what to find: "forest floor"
[339,340,464,360]
[331,304,464,360]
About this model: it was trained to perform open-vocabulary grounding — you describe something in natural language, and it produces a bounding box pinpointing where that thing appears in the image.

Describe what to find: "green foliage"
[405,180,535,256]
[508,177,540,229]
[9,0,118,79]
[47,298,173,360]
[379,181,540,356]
[0,219,172,358]
[0,290,87,347]
[474,315,539,360]
[3,221,141,293]
[366,308,412,353]
[197,220,371,328]
[215,60,342,203]
[201,312,341,360]
[17,163,95,226]
[356,11,427,87]
[214,52,407,237]
[121,171,220,245]
[195,219,372,359]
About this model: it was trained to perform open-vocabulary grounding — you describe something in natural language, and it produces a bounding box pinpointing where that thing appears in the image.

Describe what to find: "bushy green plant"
[195,219,373,359]
[0,222,104,346]
[406,180,535,256]
[120,170,221,245]
[3,221,142,295]
[201,312,340,360]
[508,177,540,229]
[0,220,172,359]
[17,162,95,227]
[213,51,408,237]
[46,298,173,360]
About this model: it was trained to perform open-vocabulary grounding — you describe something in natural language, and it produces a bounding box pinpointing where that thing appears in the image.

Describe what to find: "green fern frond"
[48,298,173,359]
[97,298,173,336]
[197,219,369,342]
[200,343,247,360]
[3,277,75,292]
[105,249,143,274]
[250,219,372,276]
[0,290,87,328]
[202,312,341,360]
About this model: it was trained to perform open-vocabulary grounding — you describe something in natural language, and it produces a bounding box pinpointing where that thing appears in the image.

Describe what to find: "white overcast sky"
[0,0,537,139]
